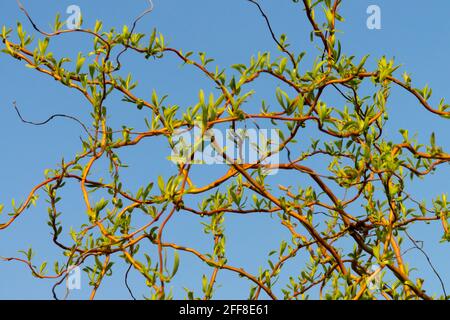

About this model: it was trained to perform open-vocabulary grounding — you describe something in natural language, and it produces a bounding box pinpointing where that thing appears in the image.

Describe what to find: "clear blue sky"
[0,0,449,299]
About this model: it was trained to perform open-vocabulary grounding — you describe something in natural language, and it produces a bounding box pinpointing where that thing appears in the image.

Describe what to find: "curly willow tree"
[1,0,449,300]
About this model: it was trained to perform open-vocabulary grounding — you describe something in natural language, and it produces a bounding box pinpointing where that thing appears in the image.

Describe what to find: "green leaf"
[199,90,205,106]
[94,20,103,33]
[278,57,287,74]
[157,176,165,192]
[151,90,158,107]
[373,244,381,260]
[39,262,47,274]
[202,274,208,294]
[94,198,109,213]
[89,64,96,79]
[38,37,49,55]
[53,14,63,32]
[75,52,85,74]
[26,247,34,261]
[279,241,287,256]
[171,250,180,277]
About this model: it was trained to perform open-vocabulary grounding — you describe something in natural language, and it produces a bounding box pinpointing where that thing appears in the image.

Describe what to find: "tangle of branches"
[0,0,449,300]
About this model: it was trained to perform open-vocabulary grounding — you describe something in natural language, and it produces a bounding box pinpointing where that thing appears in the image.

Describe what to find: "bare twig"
[247,0,297,68]
[125,263,137,300]
[114,0,155,70]
[404,230,447,298]
[13,101,92,138]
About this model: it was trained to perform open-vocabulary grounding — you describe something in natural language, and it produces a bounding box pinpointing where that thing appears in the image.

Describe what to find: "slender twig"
[13,101,92,138]
[114,0,154,70]
[247,0,297,68]
[125,263,137,300]
[404,230,447,298]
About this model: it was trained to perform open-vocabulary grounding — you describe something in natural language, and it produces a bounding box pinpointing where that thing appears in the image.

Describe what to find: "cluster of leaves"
[0,0,449,300]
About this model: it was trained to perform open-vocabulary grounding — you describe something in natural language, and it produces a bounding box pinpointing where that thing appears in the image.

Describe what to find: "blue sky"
[0,0,449,299]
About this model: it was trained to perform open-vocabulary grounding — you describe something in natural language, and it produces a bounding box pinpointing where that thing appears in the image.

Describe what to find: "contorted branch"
[0,0,448,300]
